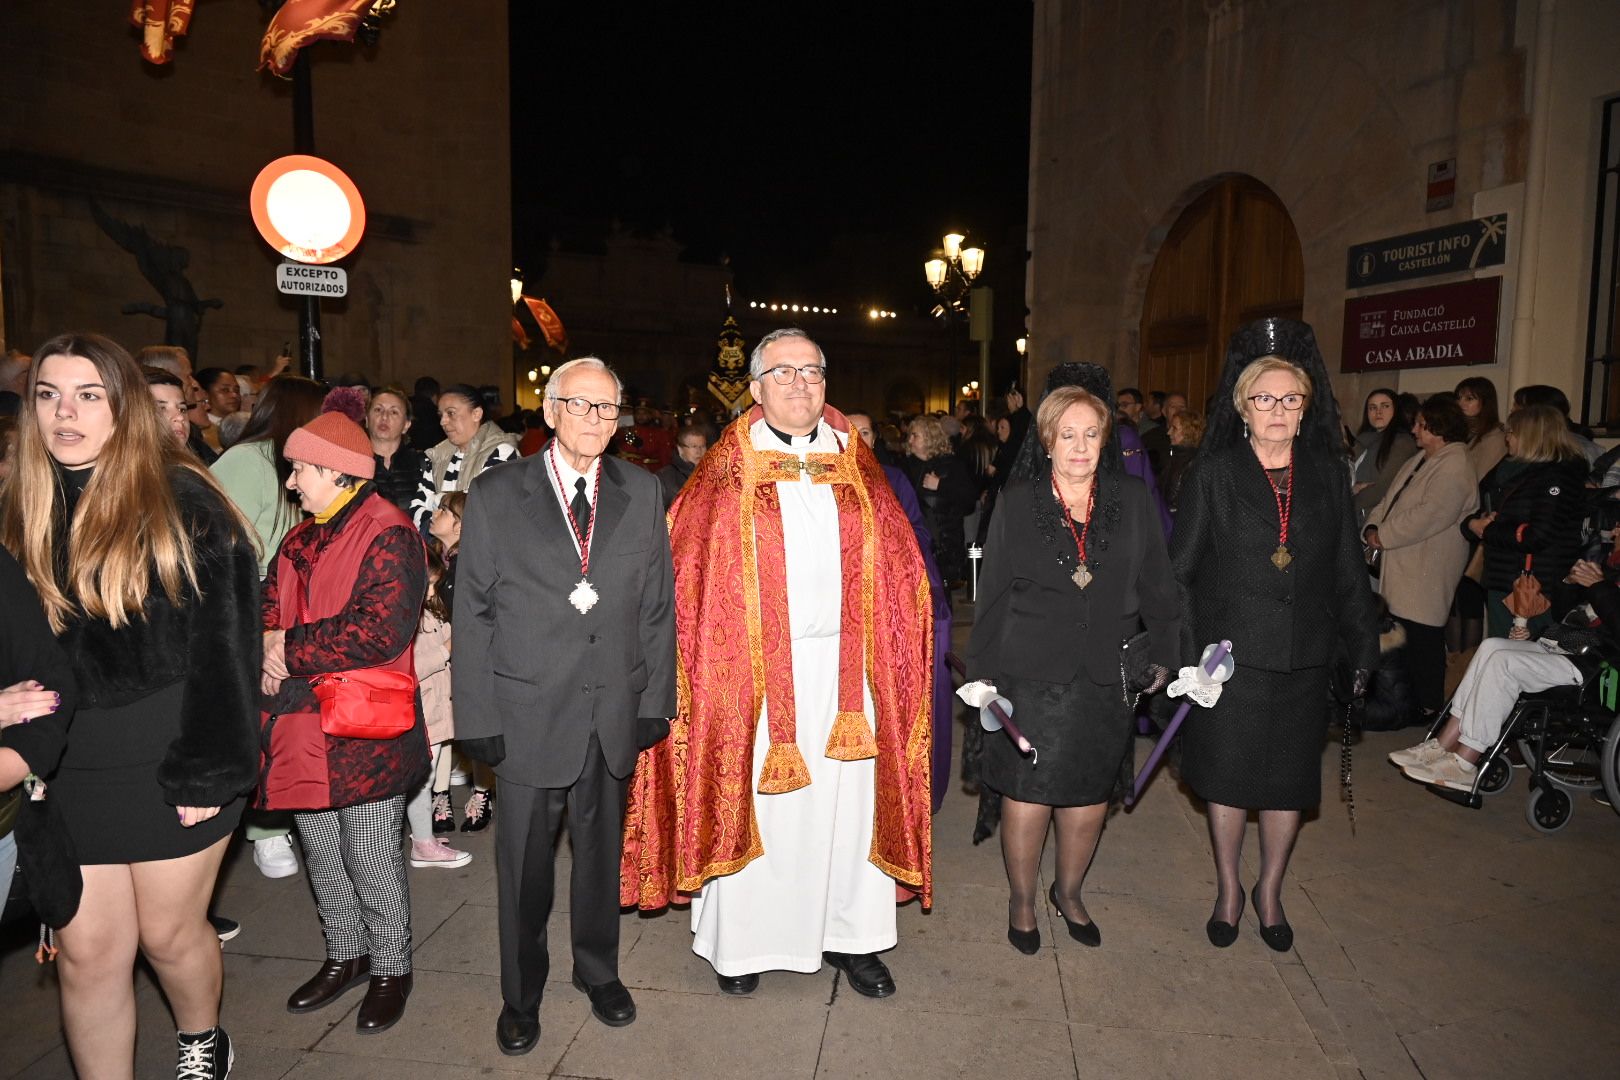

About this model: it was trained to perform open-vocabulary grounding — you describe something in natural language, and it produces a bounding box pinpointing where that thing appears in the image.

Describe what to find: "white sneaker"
[409,837,473,869]
[253,834,300,879]
[1404,751,1478,791]
[1388,737,1445,770]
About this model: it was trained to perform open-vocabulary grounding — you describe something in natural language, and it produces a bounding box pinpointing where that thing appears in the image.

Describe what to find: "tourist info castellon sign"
[1346,214,1507,288]
[1340,278,1502,373]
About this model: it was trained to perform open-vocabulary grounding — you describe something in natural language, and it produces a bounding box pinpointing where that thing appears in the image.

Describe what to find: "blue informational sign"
[1346,215,1507,289]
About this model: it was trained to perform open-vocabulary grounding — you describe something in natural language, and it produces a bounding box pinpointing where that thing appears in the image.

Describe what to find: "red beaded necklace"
[1266,456,1294,570]
[1052,476,1097,589]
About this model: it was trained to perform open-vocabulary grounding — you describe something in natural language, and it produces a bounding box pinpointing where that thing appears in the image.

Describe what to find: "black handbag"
[1119,630,1164,704]
[12,778,82,930]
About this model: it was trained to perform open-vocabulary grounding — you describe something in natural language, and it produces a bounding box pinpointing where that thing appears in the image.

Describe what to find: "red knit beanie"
[284,411,376,479]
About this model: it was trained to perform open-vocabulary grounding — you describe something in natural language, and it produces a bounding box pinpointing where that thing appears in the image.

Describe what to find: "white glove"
[1166,643,1235,707]
[1167,668,1225,707]
[957,680,1017,735]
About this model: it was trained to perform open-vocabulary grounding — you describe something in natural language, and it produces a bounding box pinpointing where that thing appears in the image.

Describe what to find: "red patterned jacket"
[257,486,429,810]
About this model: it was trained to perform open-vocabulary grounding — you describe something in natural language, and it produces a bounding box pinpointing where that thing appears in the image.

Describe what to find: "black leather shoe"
[496,1003,541,1056]
[1251,884,1294,952]
[823,951,896,998]
[717,972,759,995]
[572,972,636,1026]
[1206,891,1245,948]
[1007,924,1041,955]
[1048,883,1101,947]
[286,956,370,1013]
[356,972,412,1033]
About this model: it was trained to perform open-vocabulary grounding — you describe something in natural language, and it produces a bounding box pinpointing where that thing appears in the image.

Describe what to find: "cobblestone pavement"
[5,617,1620,1078]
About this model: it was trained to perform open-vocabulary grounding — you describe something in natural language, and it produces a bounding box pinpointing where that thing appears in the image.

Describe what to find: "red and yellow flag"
[130,0,196,65]
[521,296,569,352]
[258,0,376,76]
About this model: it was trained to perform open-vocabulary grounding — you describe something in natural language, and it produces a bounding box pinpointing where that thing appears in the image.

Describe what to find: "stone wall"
[1028,0,1620,415]
[0,1,510,391]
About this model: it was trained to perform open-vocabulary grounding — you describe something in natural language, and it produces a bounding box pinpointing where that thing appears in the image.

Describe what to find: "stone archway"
[1137,176,1304,414]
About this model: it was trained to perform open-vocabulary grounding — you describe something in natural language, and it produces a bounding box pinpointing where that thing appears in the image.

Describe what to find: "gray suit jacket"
[452,452,677,786]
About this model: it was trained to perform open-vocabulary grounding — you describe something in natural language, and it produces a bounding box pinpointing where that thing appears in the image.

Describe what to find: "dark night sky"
[508,2,1033,314]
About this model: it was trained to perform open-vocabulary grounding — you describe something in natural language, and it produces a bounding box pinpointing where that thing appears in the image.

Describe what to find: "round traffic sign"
[250,154,366,265]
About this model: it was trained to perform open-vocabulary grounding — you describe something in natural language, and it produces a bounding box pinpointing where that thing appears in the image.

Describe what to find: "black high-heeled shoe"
[1006,923,1041,955]
[1205,890,1244,948]
[1048,883,1101,947]
[1250,884,1293,952]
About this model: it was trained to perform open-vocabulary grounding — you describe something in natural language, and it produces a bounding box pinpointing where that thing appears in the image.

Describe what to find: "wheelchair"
[1421,648,1620,833]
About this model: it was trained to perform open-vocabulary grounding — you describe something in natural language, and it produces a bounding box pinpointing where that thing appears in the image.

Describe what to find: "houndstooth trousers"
[294,794,412,976]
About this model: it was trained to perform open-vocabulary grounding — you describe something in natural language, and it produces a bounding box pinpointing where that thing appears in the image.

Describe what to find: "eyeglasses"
[761,364,827,385]
[552,396,622,419]
[1247,393,1307,412]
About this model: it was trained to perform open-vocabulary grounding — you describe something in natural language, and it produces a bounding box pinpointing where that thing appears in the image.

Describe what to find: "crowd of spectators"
[5,326,1620,1075]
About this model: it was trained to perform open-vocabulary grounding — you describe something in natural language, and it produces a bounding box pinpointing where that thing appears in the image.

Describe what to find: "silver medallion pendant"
[1072,562,1093,590]
[569,579,599,614]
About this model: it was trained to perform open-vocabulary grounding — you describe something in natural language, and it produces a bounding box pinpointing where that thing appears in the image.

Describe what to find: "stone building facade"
[0,2,511,390]
[1027,0,1620,425]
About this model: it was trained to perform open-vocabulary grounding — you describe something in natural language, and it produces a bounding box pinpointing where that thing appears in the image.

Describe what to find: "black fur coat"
[54,467,262,808]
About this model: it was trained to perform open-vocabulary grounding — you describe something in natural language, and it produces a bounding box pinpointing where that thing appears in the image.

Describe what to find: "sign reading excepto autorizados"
[277,262,348,297]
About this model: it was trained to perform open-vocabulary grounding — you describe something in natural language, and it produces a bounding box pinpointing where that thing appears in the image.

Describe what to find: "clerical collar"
[766,421,818,447]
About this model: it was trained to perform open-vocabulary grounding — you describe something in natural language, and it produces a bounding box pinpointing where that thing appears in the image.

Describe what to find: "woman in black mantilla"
[1171,318,1377,952]
[968,382,1179,954]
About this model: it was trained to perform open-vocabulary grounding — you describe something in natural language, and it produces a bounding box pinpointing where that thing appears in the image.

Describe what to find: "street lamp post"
[924,232,988,410]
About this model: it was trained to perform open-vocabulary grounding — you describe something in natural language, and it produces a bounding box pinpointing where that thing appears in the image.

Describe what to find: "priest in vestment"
[621,328,933,997]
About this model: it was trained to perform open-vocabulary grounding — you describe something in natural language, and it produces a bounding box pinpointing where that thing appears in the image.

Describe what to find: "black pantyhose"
[1000,798,1107,931]
[1206,802,1303,926]
[1255,808,1302,926]
[1206,802,1247,925]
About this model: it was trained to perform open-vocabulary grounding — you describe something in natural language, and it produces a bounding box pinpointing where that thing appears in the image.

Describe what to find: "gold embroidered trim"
[825,710,879,760]
[758,741,812,794]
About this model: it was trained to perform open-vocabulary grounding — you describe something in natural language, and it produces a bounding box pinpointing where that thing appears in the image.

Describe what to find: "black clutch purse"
[1119,630,1164,704]
[13,778,82,930]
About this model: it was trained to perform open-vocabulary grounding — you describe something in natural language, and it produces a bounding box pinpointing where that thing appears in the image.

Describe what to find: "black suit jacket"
[969,474,1181,687]
[1171,443,1377,674]
[452,453,677,786]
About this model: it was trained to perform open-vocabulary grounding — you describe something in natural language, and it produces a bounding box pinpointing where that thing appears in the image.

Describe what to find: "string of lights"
[745,301,901,319]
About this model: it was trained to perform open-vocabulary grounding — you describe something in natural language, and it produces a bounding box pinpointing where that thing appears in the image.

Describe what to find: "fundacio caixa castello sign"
[1340,277,1502,373]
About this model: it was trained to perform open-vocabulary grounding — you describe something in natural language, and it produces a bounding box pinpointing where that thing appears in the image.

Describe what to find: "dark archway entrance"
[1139,176,1304,413]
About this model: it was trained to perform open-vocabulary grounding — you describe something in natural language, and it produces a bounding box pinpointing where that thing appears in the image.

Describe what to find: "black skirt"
[51,683,243,864]
[980,670,1133,806]
[1179,665,1329,810]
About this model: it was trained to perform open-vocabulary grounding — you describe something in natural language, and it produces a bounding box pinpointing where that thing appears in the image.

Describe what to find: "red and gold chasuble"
[621,407,934,909]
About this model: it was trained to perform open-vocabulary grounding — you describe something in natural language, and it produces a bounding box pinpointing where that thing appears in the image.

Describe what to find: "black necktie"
[570,476,591,542]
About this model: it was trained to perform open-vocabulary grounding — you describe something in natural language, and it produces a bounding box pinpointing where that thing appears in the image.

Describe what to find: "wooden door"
[1140,177,1303,414]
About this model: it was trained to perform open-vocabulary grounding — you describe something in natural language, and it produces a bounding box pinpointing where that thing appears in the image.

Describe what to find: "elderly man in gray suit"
[453,356,676,1056]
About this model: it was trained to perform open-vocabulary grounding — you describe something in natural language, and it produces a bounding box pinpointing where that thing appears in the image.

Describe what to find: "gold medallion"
[1072,563,1093,589]
[1271,545,1292,570]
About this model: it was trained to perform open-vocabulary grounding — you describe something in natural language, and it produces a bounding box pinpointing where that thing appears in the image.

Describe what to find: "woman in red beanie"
[258,411,430,1034]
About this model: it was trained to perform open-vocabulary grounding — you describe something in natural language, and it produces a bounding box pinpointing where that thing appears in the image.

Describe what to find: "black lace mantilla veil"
[1204,317,1345,456]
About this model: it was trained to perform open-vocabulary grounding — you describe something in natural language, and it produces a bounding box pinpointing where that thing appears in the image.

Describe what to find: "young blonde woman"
[0,332,260,1080]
